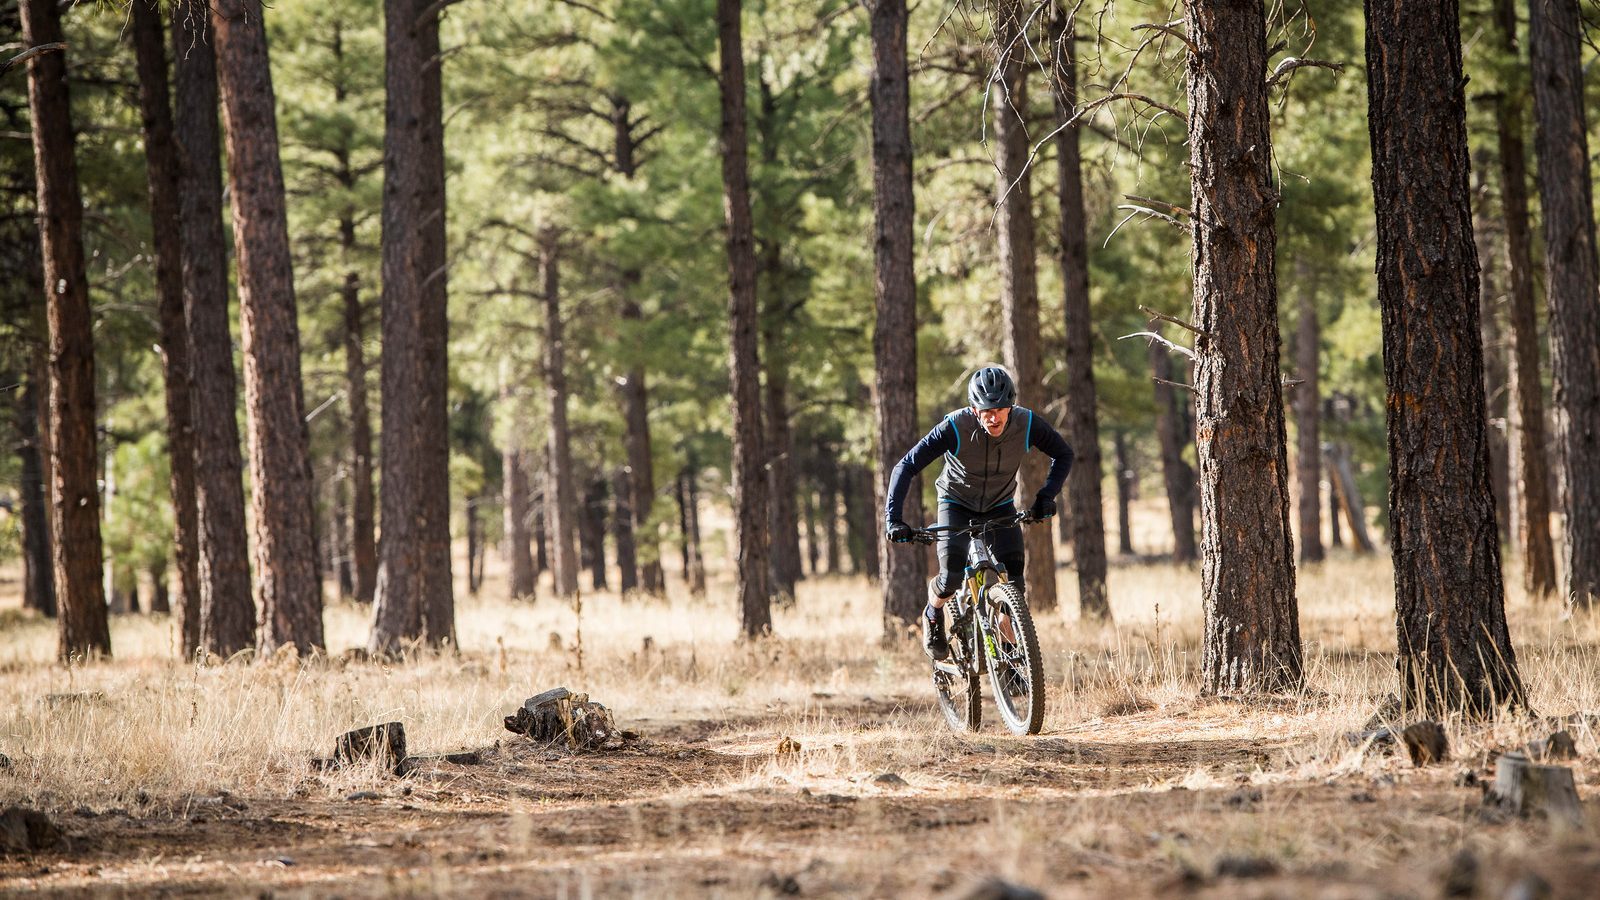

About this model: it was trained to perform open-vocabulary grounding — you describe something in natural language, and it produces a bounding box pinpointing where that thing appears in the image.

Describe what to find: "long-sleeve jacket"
[884,406,1074,524]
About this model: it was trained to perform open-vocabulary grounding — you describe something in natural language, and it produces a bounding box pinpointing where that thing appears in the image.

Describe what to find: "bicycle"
[907,512,1047,735]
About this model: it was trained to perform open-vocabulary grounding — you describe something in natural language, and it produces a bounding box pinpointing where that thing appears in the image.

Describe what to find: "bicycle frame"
[922,514,1025,681]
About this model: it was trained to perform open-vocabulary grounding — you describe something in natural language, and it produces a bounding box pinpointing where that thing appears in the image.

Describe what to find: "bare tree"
[1530,0,1600,610]
[210,0,324,655]
[21,0,110,661]
[716,0,772,636]
[371,0,455,651]
[1365,0,1524,712]
[1185,0,1301,694]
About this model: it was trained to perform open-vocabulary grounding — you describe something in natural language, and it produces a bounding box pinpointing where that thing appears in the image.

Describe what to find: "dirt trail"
[3,696,1598,898]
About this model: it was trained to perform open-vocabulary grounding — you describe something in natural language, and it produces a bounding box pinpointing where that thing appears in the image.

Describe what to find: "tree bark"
[1530,0,1600,611]
[716,0,772,636]
[340,227,378,606]
[541,230,581,599]
[677,458,708,596]
[1473,164,1512,544]
[335,475,354,598]
[1492,0,1557,596]
[1328,458,1343,548]
[1113,430,1134,556]
[149,563,170,615]
[465,495,481,595]
[1365,0,1525,713]
[502,437,536,601]
[820,445,841,574]
[865,0,928,628]
[1293,265,1324,563]
[371,0,454,651]
[131,0,202,654]
[1049,9,1109,619]
[171,1,255,659]
[612,464,639,594]
[210,0,324,656]
[992,0,1057,614]
[843,463,881,580]
[533,497,548,577]
[1185,0,1302,695]
[22,0,111,662]
[1150,337,1197,562]
[1325,442,1375,553]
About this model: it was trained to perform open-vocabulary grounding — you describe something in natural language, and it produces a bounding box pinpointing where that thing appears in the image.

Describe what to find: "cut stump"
[334,722,408,775]
[1485,751,1583,827]
[1401,721,1448,766]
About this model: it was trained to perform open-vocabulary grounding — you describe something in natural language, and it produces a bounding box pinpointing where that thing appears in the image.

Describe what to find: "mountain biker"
[882,366,1074,660]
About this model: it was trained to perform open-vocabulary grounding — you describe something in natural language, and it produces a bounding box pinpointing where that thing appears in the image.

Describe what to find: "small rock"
[1401,721,1449,766]
[0,807,61,854]
[1503,872,1552,900]
[262,856,295,867]
[1440,848,1477,897]
[443,750,482,765]
[1214,856,1278,879]
[1345,727,1396,748]
[956,877,1045,900]
[873,772,909,787]
[776,736,801,756]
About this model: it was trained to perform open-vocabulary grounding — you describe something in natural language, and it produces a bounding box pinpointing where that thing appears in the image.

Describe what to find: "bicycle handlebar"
[904,511,1043,544]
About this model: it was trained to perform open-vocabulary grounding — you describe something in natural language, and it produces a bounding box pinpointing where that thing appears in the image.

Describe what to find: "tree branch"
[1120,331,1196,361]
[1,42,66,79]
[1139,304,1211,339]
[1130,22,1195,54]
[1266,57,1345,87]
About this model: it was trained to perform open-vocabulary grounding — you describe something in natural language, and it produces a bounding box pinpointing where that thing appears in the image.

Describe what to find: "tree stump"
[334,722,407,774]
[503,688,616,750]
[1528,730,1578,761]
[0,807,61,854]
[1401,721,1449,766]
[1486,751,1583,827]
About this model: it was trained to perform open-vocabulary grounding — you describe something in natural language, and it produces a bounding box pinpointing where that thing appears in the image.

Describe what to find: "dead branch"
[1139,304,1210,339]
[1266,57,1345,87]
[1130,22,1195,54]
[1115,203,1190,233]
[1124,194,1191,217]
[1120,331,1196,361]
[414,0,463,31]
[1152,376,1195,393]
[1,42,66,79]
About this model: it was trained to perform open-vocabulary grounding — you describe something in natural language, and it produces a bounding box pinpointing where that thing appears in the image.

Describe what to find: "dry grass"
[1,545,1598,895]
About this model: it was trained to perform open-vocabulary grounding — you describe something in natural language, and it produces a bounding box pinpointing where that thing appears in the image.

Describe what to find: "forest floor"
[0,551,1598,897]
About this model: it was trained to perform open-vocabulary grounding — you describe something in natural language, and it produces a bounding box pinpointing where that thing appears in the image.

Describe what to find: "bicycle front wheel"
[982,582,1046,735]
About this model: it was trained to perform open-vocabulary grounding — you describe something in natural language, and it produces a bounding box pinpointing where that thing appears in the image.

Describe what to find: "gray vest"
[934,407,1033,512]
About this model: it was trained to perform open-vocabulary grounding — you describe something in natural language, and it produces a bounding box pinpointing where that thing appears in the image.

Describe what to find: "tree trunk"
[22,0,111,662]
[171,1,255,659]
[612,464,639,594]
[1294,265,1324,563]
[802,478,819,576]
[1150,337,1197,562]
[210,0,323,656]
[372,0,454,651]
[17,331,56,617]
[533,500,549,577]
[502,438,536,601]
[676,459,708,596]
[1530,0,1600,611]
[820,446,841,574]
[716,0,772,636]
[541,230,580,599]
[1185,0,1301,695]
[582,476,609,591]
[1365,0,1525,713]
[1492,0,1558,596]
[843,463,881,580]
[992,1,1058,614]
[760,256,801,603]
[1325,442,1375,553]
[465,495,481,595]
[131,0,202,653]
[865,0,928,630]
[1113,431,1134,556]
[1328,470,1343,548]
[149,563,170,615]
[1473,164,1512,544]
[335,476,354,599]
[1049,8,1109,620]
[341,230,378,605]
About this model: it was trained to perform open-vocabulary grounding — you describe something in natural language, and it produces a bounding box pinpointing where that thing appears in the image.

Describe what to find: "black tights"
[932,502,1025,599]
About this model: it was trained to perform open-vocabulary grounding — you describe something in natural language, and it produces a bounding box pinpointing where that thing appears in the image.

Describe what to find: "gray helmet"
[967,366,1016,410]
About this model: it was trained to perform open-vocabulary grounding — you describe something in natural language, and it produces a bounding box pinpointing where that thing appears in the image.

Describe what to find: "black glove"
[1027,496,1056,522]
[886,520,914,543]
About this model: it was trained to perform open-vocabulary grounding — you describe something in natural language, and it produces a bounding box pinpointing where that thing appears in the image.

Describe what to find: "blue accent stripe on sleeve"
[948,413,961,454]
[1025,409,1034,451]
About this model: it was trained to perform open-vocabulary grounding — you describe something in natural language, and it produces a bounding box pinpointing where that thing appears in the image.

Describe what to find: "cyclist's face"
[974,405,1010,436]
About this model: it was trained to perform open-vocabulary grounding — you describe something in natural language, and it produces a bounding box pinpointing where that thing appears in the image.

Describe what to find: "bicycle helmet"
[967,366,1017,410]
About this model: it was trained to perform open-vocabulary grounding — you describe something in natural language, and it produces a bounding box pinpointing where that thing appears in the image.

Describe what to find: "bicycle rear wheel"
[933,666,981,732]
[983,582,1046,735]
